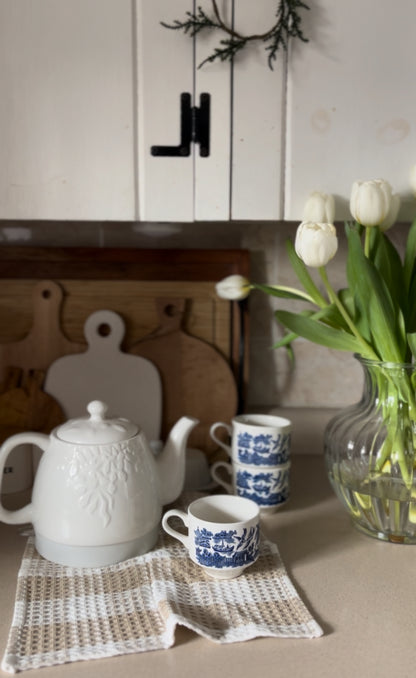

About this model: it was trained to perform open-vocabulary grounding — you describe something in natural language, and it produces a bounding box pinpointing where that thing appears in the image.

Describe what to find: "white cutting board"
[44,310,162,442]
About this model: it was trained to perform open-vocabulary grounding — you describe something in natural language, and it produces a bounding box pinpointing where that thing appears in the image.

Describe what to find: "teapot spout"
[156,416,199,506]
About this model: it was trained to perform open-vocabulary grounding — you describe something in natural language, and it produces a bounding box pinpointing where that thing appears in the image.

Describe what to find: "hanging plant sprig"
[161,0,310,70]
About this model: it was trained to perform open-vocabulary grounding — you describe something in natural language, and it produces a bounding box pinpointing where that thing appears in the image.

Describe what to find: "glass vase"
[324,356,416,543]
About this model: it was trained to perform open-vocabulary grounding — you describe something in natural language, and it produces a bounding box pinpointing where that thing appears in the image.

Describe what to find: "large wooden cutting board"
[131,298,238,459]
[0,279,85,380]
[44,309,162,442]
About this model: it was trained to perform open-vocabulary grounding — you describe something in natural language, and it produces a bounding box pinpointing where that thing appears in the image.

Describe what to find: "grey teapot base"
[35,525,160,568]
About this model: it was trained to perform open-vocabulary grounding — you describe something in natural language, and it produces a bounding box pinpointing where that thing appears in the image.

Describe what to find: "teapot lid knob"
[87,401,108,422]
[56,400,139,444]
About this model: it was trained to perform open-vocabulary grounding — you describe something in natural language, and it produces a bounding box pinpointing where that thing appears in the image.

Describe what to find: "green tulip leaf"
[251,283,312,302]
[272,329,297,364]
[406,273,416,334]
[275,310,362,352]
[404,217,416,290]
[337,288,371,341]
[346,227,403,362]
[369,227,407,318]
[272,307,333,350]
[273,330,298,349]
[407,332,416,361]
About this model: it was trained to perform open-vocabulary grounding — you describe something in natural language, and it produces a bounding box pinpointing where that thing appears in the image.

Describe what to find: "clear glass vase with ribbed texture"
[324,356,416,544]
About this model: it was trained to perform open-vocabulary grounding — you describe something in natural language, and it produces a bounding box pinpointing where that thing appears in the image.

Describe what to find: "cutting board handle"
[84,310,125,350]
[0,432,49,525]
[31,280,65,338]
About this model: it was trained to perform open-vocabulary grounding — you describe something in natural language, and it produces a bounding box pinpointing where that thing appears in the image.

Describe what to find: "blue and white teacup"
[211,460,290,512]
[162,494,260,579]
[210,414,292,466]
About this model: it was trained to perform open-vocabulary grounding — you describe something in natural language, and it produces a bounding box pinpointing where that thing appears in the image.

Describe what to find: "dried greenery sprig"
[161,0,310,70]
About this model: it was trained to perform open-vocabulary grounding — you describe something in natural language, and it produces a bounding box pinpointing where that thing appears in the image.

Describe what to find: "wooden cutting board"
[44,309,162,442]
[130,298,238,459]
[0,279,86,381]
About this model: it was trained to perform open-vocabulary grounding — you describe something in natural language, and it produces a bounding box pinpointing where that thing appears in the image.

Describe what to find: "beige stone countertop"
[1,454,415,678]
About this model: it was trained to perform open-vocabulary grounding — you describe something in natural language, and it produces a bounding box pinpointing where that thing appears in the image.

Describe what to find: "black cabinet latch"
[151,92,210,158]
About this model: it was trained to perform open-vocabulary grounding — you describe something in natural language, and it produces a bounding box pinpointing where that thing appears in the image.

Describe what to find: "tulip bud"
[295,221,338,268]
[215,275,250,300]
[350,179,394,227]
[303,191,335,223]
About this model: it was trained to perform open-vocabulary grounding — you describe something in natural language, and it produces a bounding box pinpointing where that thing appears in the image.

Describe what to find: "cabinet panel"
[138,0,232,222]
[231,0,285,220]
[285,0,416,221]
[0,0,135,220]
[194,0,232,221]
[136,0,194,222]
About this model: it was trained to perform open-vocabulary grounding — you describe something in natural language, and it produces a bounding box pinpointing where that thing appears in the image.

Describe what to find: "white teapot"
[0,401,198,567]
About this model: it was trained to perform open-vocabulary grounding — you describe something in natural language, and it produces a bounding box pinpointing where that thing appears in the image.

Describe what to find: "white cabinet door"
[194,0,232,221]
[231,0,285,221]
[137,0,232,222]
[136,0,194,222]
[285,0,416,221]
[0,0,135,221]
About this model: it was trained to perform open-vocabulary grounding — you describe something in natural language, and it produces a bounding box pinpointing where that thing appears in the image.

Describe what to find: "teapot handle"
[0,432,49,525]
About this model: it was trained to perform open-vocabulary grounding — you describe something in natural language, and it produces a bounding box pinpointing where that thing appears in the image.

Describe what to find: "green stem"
[319,266,379,360]
[372,367,416,488]
[364,226,372,258]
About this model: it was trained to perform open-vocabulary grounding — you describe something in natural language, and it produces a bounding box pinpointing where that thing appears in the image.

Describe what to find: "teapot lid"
[56,401,139,444]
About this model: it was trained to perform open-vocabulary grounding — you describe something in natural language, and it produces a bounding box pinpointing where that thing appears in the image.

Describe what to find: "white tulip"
[379,193,400,231]
[350,179,395,227]
[303,191,335,223]
[215,274,250,300]
[409,165,416,196]
[295,221,338,268]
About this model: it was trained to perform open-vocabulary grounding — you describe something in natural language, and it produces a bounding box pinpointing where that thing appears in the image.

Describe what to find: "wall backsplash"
[0,219,410,412]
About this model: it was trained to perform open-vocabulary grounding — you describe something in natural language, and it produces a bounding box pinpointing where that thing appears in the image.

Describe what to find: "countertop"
[1,454,415,678]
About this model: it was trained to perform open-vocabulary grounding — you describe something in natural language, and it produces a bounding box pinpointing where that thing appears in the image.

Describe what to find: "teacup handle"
[162,509,191,549]
[0,432,49,525]
[211,461,233,494]
[209,422,232,456]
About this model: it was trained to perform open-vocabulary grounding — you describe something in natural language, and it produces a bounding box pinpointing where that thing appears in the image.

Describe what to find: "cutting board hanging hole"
[97,323,111,337]
[165,304,176,317]
[84,310,125,349]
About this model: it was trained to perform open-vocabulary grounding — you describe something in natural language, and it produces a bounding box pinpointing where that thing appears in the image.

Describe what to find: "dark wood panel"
[0,247,250,281]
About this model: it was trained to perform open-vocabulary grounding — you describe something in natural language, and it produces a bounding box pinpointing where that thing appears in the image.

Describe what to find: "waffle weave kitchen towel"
[2,532,323,673]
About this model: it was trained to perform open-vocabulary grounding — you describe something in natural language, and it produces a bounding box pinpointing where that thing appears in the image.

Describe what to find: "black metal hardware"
[151,92,210,158]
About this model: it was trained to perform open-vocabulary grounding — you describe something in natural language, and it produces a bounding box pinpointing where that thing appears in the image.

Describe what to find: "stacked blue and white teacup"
[210,414,292,513]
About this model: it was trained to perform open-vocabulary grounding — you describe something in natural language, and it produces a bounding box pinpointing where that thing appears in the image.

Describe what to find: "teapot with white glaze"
[0,401,198,567]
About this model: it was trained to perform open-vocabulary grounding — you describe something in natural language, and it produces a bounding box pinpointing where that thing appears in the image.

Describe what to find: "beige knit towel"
[2,532,323,673]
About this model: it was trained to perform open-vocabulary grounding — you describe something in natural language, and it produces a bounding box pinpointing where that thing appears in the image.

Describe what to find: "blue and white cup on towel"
[162,494,260,579]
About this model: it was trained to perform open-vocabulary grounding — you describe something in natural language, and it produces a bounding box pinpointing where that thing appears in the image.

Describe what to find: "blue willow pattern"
[237,432,291,465]
[236,468,289,506]
[194,524,260,569]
